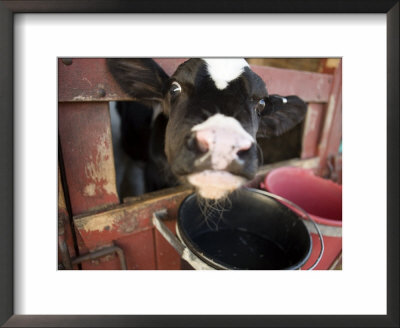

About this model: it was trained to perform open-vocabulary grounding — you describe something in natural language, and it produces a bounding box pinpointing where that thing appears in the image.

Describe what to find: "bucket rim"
[177,188,313,270]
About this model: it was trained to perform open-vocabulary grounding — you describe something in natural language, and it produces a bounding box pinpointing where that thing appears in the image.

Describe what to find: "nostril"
[195,130,212,153]
[186,132,208,153]
[237,142,253,158]
[237,148,249,158]
[186,133,198,151]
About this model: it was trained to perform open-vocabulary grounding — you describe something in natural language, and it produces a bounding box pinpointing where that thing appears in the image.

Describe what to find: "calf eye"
[255,99,265,115]
[169,81,182,97]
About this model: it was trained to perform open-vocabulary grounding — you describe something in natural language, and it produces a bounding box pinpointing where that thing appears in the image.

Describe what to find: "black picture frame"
[1,1,398,327]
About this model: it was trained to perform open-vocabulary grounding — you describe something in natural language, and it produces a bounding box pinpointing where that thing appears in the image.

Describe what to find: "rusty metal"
[152,210,185,256]
[58,165,79,268]
[97,88,106,98]
[61,58,73,65]
[153,210,215,270]
[58,214,73,270]
[71,245,127,270]
[58,234,73,270]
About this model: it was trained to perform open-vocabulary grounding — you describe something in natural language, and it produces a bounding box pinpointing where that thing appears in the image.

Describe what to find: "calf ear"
[106,58,169,105]
[257,95,307,137]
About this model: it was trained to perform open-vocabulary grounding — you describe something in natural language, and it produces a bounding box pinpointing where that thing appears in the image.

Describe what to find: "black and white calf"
[107,58,306,200]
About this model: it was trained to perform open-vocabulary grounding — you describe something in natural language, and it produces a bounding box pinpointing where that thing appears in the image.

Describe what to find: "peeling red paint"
[73,187,192,269]
[318,60,342,175]
[301,103,326,159]
[59,58,333,103]
[251,65,333,103]
[58,102,119,216]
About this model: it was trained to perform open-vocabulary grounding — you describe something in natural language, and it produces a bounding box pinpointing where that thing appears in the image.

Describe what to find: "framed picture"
[1,1,398,327]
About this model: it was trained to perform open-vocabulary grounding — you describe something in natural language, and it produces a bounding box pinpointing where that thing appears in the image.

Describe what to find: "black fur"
[107,58,307,197]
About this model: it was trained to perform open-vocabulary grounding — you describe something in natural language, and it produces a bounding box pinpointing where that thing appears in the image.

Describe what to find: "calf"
[107,58,306,200]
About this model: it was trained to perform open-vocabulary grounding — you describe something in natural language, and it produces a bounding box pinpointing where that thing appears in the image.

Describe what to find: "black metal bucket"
[176,188,318,270]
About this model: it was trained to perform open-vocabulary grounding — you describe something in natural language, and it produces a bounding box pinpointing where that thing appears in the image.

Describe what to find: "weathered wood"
[251,64,333,103]
[123,184,193,204]
[59,102,121,269]
[301,103,326,159]
[153,58,187,76]
[58,102,119,216]
[58,58,333,103]
[317,60,342,175]
[58,165,77,269]
[324,86,342,156]
[73,186,193,253]
[58,58,188,102]
[58,58,130,102]
[115,229,157,270]
[247,58,323,72]
[318,58,341,74]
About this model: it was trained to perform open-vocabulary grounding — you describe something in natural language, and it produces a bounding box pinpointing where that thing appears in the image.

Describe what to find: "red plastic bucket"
[260,167,342,270]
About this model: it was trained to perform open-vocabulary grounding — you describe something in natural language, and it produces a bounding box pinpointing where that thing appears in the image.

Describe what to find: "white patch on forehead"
[203,58,249,90]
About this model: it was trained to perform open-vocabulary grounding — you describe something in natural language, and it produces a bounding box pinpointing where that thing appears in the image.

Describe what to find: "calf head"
[107,58,306,199]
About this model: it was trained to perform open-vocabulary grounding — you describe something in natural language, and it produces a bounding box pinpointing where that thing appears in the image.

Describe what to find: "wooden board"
[301,103,326,159]
[317,60,342,176]
[251,64,333,102]
[58,58,333,103]
[58,102,119,216]
[73,186,193,270]
[58,165,77,269]
[58,58,129,102]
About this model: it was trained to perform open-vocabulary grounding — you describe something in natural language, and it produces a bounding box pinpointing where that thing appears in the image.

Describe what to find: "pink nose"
[195,128,252,154]
[191,114,255,170]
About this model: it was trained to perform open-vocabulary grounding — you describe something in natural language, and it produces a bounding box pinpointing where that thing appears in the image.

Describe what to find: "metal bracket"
[152,209,214,270]
[58,232,127,270]
[71,245,127,270]
[58,204,127,270]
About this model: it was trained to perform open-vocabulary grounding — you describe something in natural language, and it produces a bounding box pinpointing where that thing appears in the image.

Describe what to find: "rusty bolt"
[97,88,106,98]
[61,58,73,65]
